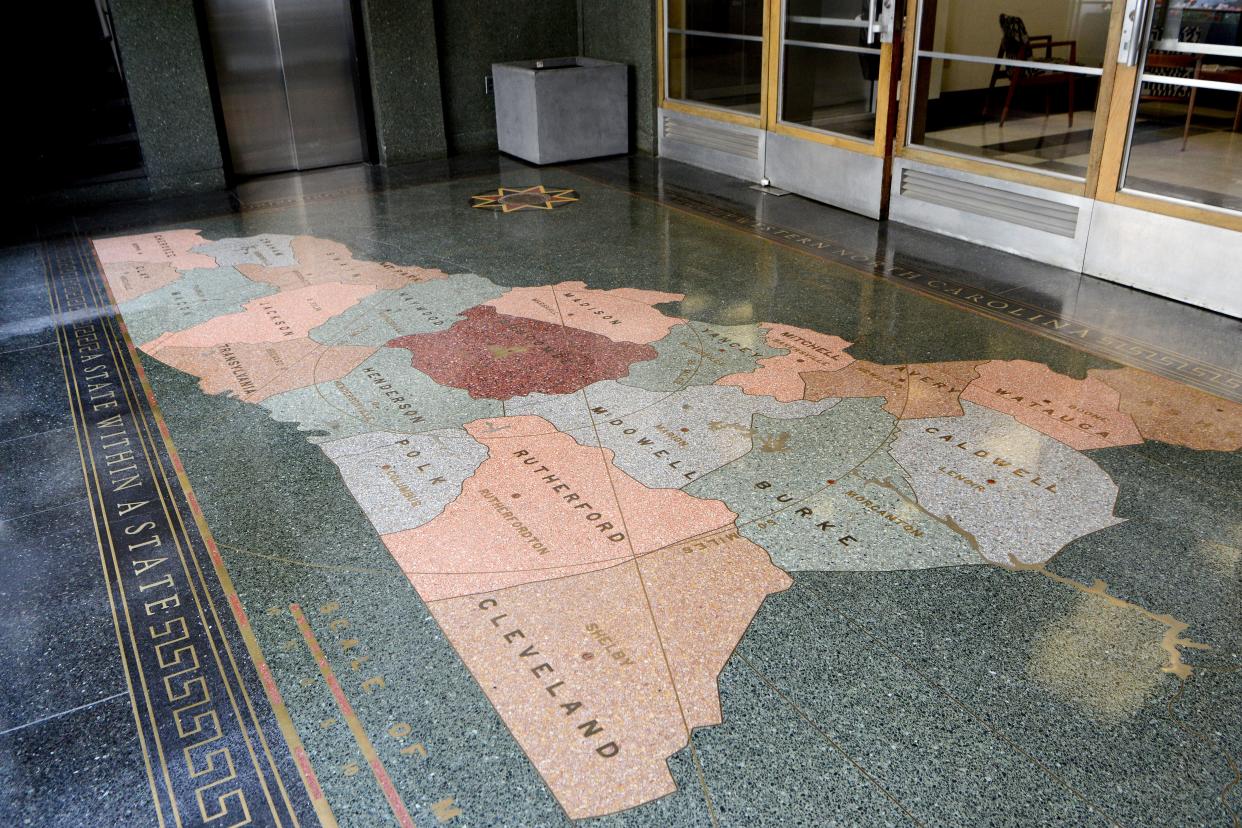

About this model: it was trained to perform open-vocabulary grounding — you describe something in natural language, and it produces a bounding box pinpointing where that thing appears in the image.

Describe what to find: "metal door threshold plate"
[750,183,792,195]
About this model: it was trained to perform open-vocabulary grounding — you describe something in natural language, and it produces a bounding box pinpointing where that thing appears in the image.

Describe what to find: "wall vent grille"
[899,168,1079,238]
[663,116,760,160]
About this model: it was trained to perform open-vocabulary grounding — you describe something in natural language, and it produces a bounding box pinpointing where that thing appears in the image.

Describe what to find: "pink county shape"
[141,282,377,354]
[717,323,854,402]
[486,281,685,344]
[93,229,218,271]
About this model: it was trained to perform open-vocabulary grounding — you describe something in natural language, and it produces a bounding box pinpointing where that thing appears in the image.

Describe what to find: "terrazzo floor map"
[94,230,1242,821]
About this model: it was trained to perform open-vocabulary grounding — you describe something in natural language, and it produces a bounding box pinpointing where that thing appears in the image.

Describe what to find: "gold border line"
[72,236,288,825]
[81,236,339,828]
[140,382,338,828]
[40,243,170,828]
[76,239,295,822]
[290,605,416,828]
[41,240,184,827]
[82,234,340,828]
[548,288,722,825]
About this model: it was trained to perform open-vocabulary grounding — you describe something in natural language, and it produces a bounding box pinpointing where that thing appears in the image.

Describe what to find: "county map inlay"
[81,176,1242,827]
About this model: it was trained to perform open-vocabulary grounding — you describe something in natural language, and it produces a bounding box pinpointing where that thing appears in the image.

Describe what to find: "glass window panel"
[778,0,881,140]
[908,0,1112,178]
[910,56,1099,177]
[667,33,765,114]
[785,0,873,42]
[780,46,880,139]
[924,0,1113,66]
[786,19,871,48]
[1150,0,1242,52]
[1121,1,1242,212]
[666,0,765,114]
[676,0,766,37]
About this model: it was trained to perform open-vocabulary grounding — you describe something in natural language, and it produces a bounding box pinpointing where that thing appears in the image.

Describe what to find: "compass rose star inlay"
[470,185,579,213]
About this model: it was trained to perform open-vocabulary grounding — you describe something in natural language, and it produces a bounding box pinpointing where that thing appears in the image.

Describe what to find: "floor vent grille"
[663,116,760,160]
[899,168,1079,238]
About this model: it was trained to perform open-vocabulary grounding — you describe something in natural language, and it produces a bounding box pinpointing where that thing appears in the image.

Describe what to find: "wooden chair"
[983,14,1080,127]
[1196,66,1242,134]
[1139,52,1201,151]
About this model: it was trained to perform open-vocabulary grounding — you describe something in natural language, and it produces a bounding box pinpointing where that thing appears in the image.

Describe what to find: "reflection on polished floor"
[2,156,1241,827]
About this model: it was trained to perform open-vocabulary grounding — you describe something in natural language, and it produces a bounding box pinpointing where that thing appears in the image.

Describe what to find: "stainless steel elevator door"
[203,0,296,175]
[203,0,366,176]
[271,0,365,171]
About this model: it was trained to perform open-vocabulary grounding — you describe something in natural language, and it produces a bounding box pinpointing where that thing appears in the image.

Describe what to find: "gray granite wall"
[433,0,580,154]
[358,0,448,163]
[109,0,225,194]
[580,0,658,154]
[105,0,649,186]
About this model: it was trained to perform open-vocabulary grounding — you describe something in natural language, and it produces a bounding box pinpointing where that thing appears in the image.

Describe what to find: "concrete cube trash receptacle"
[492,57,628,165]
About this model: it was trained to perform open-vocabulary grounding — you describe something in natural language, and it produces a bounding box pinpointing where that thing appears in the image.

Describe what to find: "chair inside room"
[1139,51,1201,151]
[983,14,1080,127]
[1135,26,1239,153]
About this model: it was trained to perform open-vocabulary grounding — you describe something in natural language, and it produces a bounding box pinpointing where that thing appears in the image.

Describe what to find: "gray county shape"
[191,234,298,268]
[686,396,897,522]
[120,266,276,346]
[136,360,577,826]
[308,273,506,346]
[890,400,1124,565]
[321,429,488,534]
[621,321,785,392]
[505,382,842,488]
[587,383,839,489]
[503,380,670,435]
[259,346,500,444]
[740,475,980,571]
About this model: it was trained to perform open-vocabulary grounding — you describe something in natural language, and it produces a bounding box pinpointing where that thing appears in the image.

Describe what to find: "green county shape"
[308,273,507,346]
[740,475,980,571]
[119,265,276,346]
[258,346,500,443]
[686,396,896,522]
[620,321,785,392]
[853,430,918,501]
[191,234,298,267]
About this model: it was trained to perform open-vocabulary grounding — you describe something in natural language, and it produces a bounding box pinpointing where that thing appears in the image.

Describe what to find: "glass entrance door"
[903,0,1114,181]
[659,0,1239,229]
[658,0,1241,314]
[762,0,902,217]
[1117,0,1242,212]
[665,0,768,118]
[776,0,890,140]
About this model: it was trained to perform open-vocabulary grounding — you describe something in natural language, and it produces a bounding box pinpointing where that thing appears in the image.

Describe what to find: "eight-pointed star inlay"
[470,185,579,212]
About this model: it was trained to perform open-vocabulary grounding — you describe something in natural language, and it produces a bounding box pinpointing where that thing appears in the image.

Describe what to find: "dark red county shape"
[387,305,657,400]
